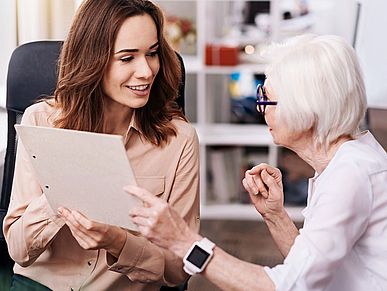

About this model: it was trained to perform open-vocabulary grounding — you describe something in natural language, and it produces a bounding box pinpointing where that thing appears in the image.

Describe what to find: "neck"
[288,134,351,175]
[103,98,133,136]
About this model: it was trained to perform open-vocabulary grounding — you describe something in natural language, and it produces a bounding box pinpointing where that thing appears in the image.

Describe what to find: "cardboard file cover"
[15,124,140,231]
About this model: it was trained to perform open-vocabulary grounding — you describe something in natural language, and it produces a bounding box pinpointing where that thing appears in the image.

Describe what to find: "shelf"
[161,0,294,220]
[181,55,202,73]
[194,123,274,146]
[201,204,305,222]
[203,63,267,75]
[182,55,267,75]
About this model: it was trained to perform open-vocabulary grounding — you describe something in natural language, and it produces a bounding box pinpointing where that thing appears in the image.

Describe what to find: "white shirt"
[265,132,387,291]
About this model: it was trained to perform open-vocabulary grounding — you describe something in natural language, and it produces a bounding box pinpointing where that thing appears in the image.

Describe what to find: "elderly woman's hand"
[125,185,201,258]
[242,163,284,219]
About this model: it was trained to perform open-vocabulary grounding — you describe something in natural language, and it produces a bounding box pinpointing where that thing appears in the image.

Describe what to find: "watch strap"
[199,237,215,251]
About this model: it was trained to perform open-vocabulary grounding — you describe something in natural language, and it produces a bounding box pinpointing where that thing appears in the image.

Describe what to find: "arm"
[263,208,299,257]
[128,160,373,290]
[127,186,275,291]
[243,164,299,257]
[3,109,65,266]
[204,247,274,291]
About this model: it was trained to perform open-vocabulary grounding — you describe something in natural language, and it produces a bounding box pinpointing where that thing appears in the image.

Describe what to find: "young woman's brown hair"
[53,0,185,145]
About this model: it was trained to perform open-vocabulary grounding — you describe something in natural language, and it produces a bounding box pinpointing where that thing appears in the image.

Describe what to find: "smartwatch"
[183,237,215,275]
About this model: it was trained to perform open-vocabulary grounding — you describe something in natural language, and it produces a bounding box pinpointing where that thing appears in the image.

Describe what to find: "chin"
[272,138,281,145]
[129,98,149,109]
[270,133,281,146]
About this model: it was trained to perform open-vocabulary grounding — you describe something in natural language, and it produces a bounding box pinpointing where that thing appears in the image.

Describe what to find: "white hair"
[263,34,367,148]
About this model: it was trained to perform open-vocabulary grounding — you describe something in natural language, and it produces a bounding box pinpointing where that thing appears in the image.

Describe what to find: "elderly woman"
[127,34,387,291]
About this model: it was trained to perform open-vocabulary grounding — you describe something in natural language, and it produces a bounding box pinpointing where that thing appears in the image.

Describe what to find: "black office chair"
[0,40,187,291]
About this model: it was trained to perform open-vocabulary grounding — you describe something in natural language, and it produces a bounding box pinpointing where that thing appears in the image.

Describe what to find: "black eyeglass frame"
[256,84,277,115]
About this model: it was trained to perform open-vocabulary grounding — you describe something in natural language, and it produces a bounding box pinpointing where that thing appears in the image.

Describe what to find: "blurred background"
[0,1,386,290]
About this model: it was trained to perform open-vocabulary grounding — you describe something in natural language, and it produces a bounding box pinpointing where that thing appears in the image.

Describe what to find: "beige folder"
[15,124,140,231]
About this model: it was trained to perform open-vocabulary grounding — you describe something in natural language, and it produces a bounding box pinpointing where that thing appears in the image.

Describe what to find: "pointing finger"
[129,206,152,218]
[124,185,160,206]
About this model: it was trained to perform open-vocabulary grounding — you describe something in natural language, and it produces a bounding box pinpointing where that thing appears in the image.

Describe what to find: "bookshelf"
[201,204,304,221]
[156,0,306,222]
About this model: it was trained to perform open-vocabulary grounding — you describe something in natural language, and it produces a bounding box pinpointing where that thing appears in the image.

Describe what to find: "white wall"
[309,0,357,43]
[0,0,76,108]
[0,0,17,107]
[18,0,75,44]
[355,0,387,109]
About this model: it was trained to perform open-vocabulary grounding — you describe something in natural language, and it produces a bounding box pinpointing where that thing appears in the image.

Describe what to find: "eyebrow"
[114,42,159,54]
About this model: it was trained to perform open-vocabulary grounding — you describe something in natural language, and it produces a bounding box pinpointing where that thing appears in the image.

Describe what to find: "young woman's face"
[102,14,160,109]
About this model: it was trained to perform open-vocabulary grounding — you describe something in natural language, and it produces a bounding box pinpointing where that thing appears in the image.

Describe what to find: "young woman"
[4,0,199,290]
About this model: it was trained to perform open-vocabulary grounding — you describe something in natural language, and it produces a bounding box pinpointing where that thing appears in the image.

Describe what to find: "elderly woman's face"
[102,14,160,110]
[264,81,292,147]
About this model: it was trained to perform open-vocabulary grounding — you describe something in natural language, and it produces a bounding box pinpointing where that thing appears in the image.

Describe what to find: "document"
[15,124,140,231]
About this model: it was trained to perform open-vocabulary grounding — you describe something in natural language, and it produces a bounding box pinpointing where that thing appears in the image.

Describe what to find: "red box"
[205,44,239,66]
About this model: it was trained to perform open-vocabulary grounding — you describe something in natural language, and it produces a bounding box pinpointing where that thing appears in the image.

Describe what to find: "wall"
[355,0,387,109]
[0,1,17,107]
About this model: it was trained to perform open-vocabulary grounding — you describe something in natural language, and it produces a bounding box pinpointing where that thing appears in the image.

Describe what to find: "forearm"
[4,194,64,266]
[107,233,188,285]
[203,247,275,291]
[263,208,299,257]
[4,129,65,266]
[168,228,274,291]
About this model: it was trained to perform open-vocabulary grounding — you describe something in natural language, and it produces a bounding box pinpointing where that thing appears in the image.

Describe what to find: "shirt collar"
[123,110,142,143]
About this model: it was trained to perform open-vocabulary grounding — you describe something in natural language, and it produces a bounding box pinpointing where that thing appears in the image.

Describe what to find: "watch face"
[186,245,210,268]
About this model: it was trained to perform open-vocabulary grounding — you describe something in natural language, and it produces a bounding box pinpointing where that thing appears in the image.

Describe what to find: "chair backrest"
[0,40,186,240]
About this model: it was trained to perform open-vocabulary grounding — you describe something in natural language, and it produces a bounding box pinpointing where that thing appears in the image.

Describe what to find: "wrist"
[263,207,287,225]
[170,232,202,259]
[107,228,127,258]
[182,237,216,275]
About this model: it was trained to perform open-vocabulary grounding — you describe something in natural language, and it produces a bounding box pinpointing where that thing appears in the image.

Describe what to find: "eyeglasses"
[256,84,277,115]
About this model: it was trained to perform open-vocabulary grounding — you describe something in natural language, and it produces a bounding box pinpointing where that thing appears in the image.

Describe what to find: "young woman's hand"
[242,163,285,219]
[57,207,127,258]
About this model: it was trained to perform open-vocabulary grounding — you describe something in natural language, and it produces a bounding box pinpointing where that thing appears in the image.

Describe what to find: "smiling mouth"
[126,84,150,91]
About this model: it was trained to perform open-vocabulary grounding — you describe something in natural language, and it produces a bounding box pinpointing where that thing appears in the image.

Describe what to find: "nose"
[134,57,153,79]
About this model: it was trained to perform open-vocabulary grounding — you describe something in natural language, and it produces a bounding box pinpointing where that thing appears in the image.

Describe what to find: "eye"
[120,56,133,63]
[147,49,159,58]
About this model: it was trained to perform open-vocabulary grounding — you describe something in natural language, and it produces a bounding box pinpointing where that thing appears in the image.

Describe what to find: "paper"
[15,124,140,231]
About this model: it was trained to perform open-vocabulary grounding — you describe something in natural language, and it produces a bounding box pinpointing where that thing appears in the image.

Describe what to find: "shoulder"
[335,133,387,175]
[170,118,198,141]
[22,100,58,126]
[319,135,387,202]
[162,118,199,154]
